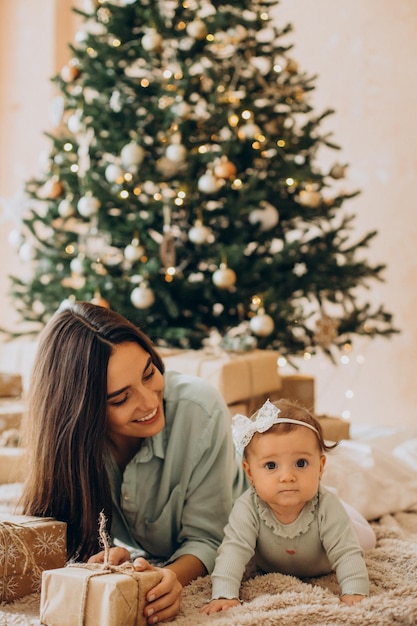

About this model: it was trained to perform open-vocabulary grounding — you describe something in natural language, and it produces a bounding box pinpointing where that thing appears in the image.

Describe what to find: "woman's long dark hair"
[20,301,164,561]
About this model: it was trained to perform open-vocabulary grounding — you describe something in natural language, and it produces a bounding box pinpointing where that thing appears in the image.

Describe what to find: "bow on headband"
[232,399,319,454]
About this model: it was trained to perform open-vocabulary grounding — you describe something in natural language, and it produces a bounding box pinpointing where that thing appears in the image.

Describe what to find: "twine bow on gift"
[67,512,145,626]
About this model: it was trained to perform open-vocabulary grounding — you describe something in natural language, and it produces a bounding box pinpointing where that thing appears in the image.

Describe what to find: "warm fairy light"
[153,192,162,201]
[87,47,97,57]
[251,295,262,307]
[273,63,283,73]
[229,114,239,127]
[65,245,75,254]
[340,355,350,365]
[277,139,286,147]
[112,38,121,47]
[133,187,141,195]
[242,110,251,120]
[278,356,287,367]
[206,33,214,42]
[70,164,78,173]
[174,197,183,206]
[286,177,295,186]
[124,173,133,182]
[63,143,73,151]
[303,352,312,361]
[119,190,129,199]
[260,12,269,20]
[167,266,176,275]
[198,145,208,154]
[178,190,186,199]
[232,178,242,189]
[177,21,186,30]
[140,79,150,88]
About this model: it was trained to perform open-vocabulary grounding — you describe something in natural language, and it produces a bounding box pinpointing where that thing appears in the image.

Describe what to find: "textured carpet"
[2,509,417,626]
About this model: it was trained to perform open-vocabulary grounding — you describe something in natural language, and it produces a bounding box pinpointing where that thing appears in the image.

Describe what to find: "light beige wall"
[0,0,80,327]
[1,0,416,433]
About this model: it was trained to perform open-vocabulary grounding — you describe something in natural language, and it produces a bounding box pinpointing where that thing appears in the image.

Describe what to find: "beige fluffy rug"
[2,509,417,626]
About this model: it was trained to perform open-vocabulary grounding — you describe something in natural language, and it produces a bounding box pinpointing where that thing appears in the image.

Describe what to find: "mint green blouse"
[106,369,246,572]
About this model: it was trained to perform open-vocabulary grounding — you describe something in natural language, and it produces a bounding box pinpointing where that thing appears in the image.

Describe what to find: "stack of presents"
[0,348,349,622]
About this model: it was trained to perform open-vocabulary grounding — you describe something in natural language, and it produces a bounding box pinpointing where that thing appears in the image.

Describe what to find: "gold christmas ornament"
[60,61,80,83]
[43,177,64,200]
[90,289,110,309]
[212,263,237,289]
[214,159,237,180]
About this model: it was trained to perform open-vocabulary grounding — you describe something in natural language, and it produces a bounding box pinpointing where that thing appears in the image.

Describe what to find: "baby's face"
[243,426,325,522]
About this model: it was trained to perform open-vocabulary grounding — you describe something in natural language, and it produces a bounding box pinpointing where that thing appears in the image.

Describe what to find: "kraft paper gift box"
[162,349,282,408]
[0,446,26,484]
[0,515,67,602]
[0,398,26,433]
[317,415,350,441]
[0,373,23,398]
[40,565,163,626]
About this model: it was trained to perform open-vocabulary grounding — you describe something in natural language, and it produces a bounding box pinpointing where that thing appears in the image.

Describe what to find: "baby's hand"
[340,594,367,606]
[200,598,241,614]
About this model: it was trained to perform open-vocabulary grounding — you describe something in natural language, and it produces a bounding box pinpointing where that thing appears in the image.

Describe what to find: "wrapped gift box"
[162,349,282,408]
[0,398,26,433]
[317,415,350,441]
[0,446,26,484]
[40,565,162,626]
[0,373,23,398]
[0,515,67,602]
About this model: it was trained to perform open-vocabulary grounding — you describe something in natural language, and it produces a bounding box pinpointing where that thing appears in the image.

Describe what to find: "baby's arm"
[201,598,241,614]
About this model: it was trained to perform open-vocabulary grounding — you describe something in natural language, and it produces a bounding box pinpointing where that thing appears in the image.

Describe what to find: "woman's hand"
[200,598,241,614]
[87,546,131,565]
[340,594,367,606]
[134,557,183,624]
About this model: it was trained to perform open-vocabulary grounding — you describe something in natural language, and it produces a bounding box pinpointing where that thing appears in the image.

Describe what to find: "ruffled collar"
[254,488,320,539]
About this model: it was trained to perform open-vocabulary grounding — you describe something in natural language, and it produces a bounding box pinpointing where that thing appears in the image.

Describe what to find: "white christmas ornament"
[186,19,207,40]
[124,242,145,262]
[131,284,155,309]
[142,29,162,52]
[188,221,211,244]
[105,163,124,184]
[8,228,23,249]
[249,202,279,231]
[120,142,145,169]
[166,143,187,162]
[250,310,275,337]
[77,194,101,217]
[67,111,83,134]
[58,199,75,218]
[19,242,36,262]
[238,123,261,140]
[212,264,236,289]
[198,173,219,194]
[70,257,84,275]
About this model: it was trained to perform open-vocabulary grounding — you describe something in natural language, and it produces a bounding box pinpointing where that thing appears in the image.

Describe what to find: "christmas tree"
[5,0,397,358]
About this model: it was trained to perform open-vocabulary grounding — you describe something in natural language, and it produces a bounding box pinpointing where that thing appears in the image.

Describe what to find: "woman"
[20,301,245,624]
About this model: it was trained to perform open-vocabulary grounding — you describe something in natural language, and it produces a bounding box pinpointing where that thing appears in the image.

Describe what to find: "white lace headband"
[232,399,319,454]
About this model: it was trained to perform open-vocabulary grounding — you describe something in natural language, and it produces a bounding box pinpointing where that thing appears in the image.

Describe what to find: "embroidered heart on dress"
[286,549,296,555]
